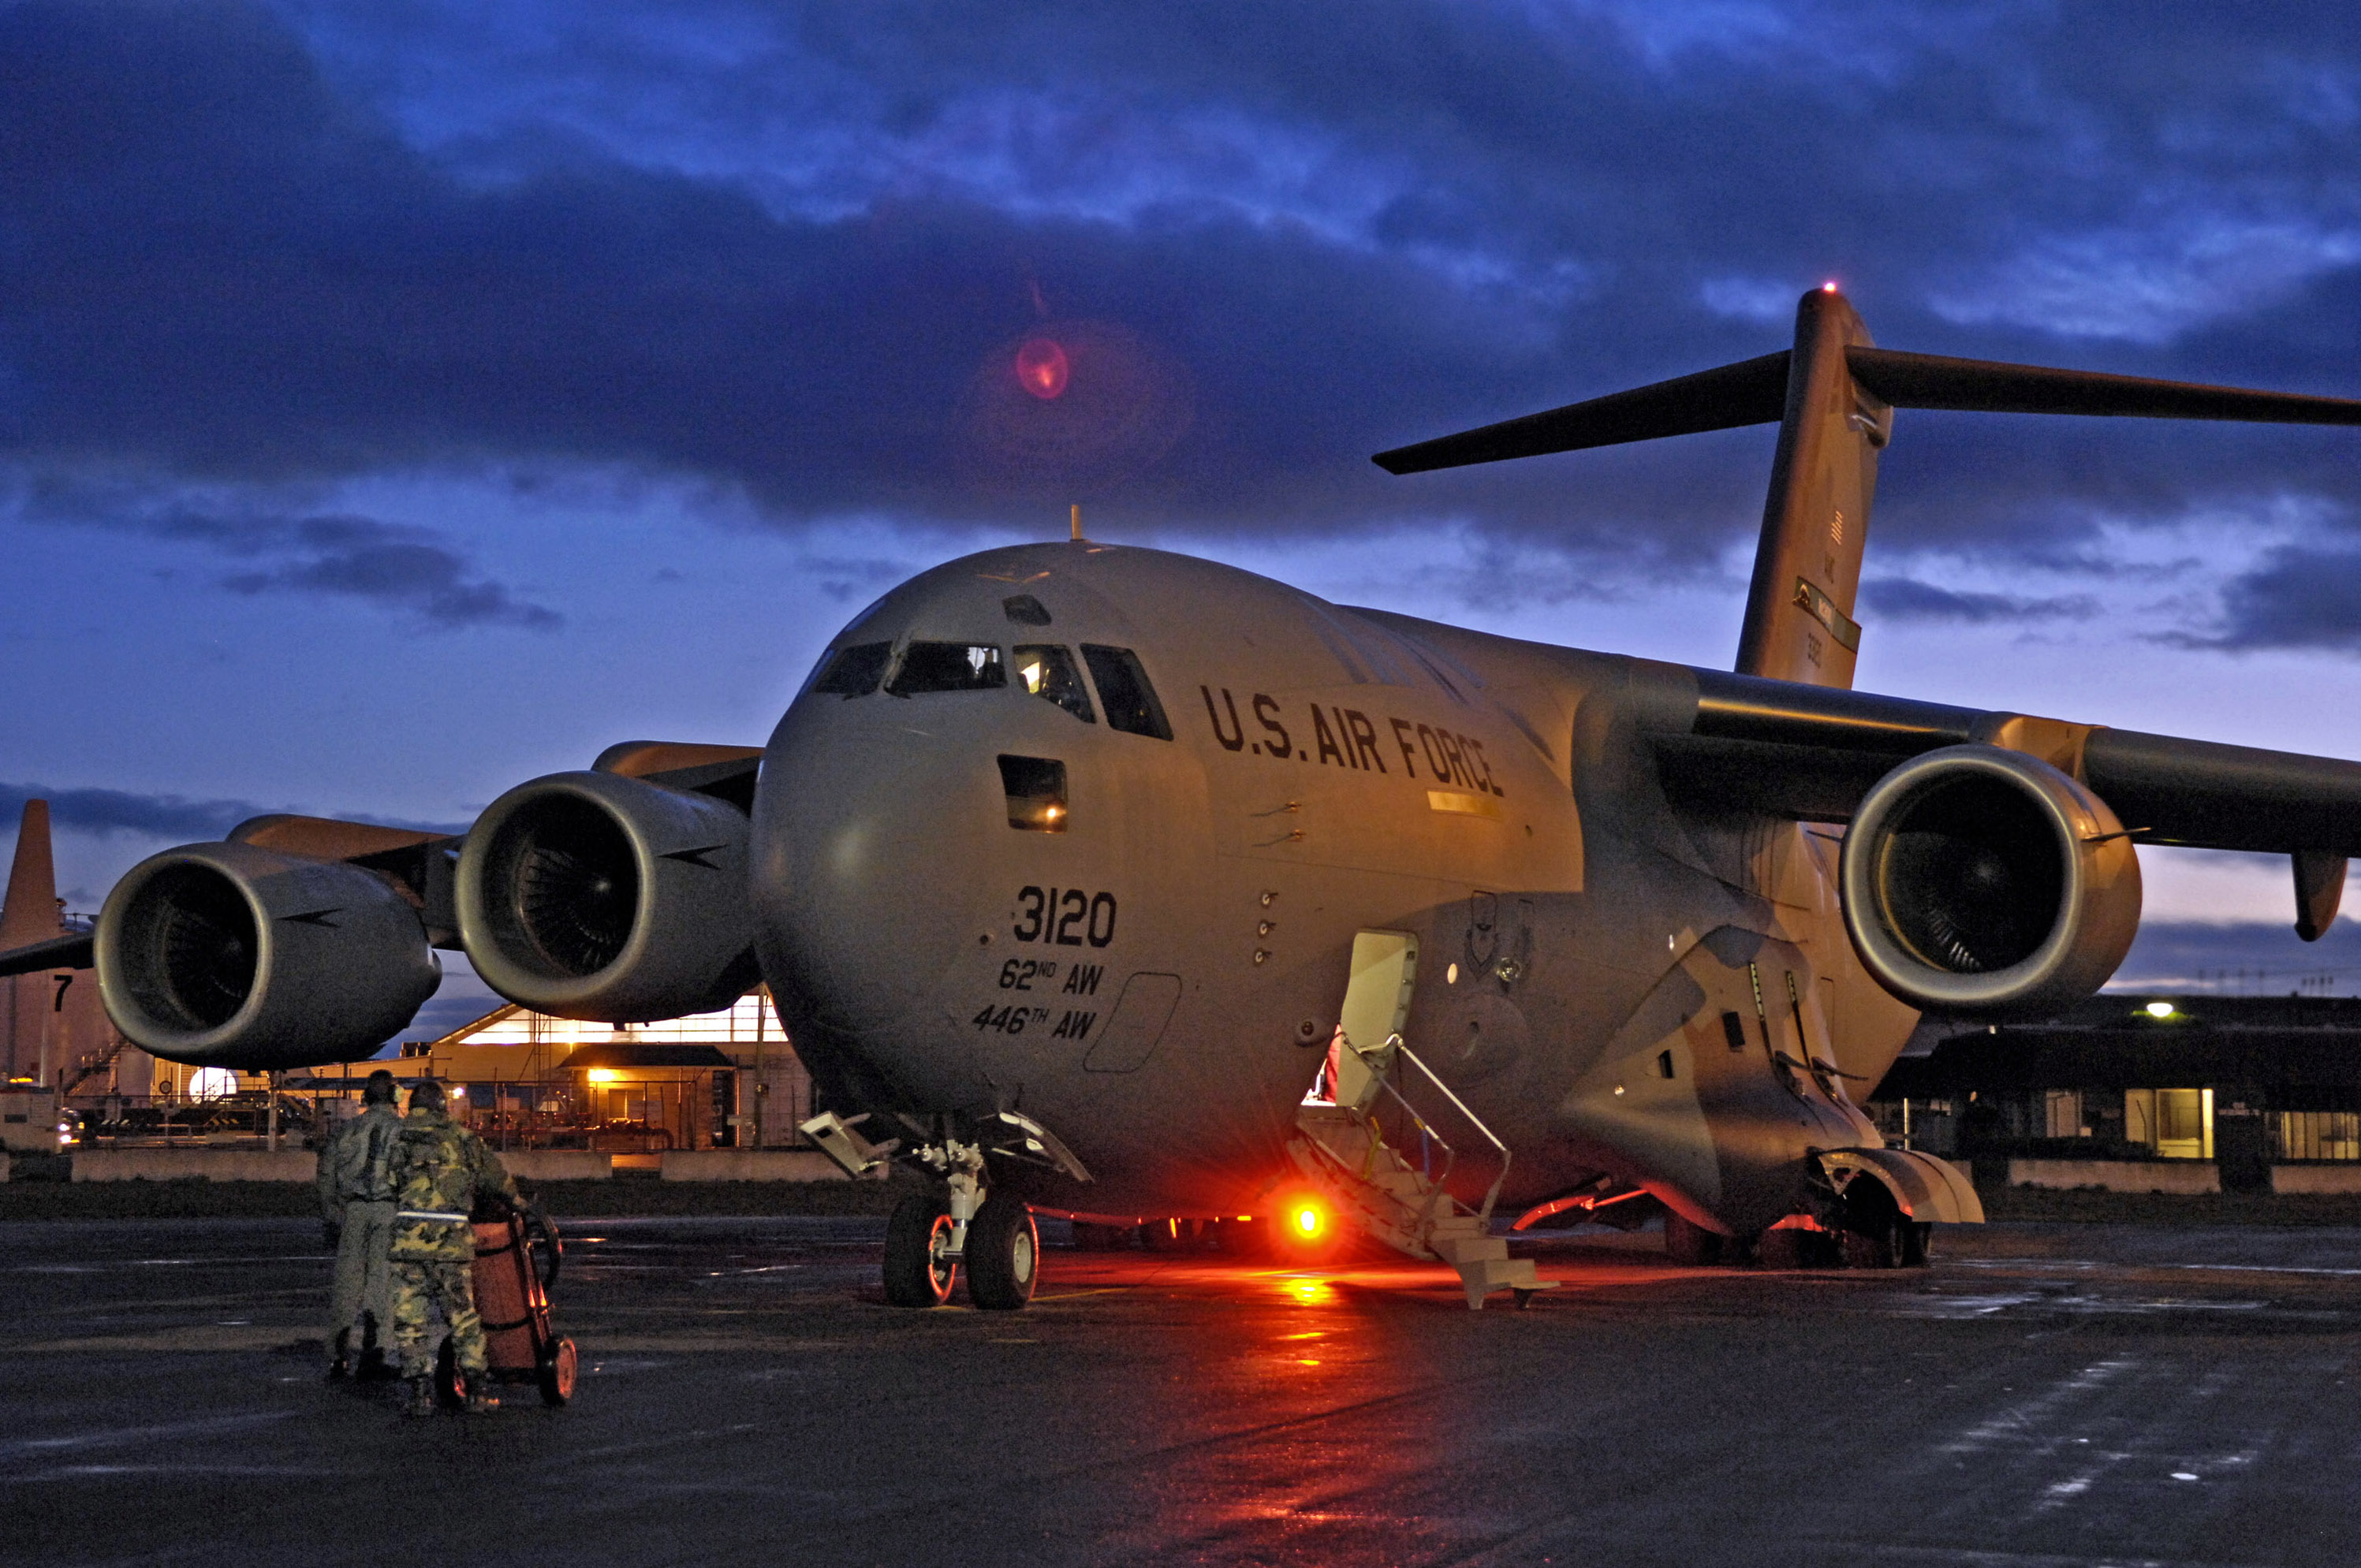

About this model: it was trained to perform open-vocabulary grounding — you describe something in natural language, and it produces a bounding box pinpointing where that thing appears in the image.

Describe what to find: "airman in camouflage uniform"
[315,1069,403,1379]
[386,1078,518,1416]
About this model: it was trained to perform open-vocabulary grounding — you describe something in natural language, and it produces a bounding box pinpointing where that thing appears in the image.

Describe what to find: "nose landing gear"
[883,1191,960,1307]
[964,1192,1039,1310]
[808,1108,1087,1313]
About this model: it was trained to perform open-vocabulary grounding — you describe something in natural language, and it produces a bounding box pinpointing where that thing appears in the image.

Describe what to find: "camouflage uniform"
[315,1100,402,1365]
[385,1104,518,1380]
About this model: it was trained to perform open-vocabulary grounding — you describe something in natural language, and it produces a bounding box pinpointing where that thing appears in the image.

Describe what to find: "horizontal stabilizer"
[1847,347,2361,425]
[1377,345,2361,475]
[1372,352,1789,474]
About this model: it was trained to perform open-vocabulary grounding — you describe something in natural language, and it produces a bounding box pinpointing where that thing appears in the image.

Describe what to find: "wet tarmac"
[5,1215,2360,1567]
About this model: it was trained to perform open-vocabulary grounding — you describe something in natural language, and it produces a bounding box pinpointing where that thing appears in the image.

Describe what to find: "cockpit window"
[888,642,1005,695]
[811,642,891,698]
[1013,645,1095,723]
[1080,646,1171,740]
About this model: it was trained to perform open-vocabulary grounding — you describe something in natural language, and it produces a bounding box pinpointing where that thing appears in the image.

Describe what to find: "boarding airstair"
[1289,931,1557,1311]
[57,1035,128,1099]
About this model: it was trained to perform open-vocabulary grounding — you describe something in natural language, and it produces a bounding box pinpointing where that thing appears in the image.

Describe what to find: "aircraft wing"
[1645,664,2361,855]
[0,931,95,978]
[0,740,768,1071]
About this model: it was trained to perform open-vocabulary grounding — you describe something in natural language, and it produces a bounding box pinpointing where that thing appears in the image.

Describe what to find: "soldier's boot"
[356,1314,394,1380]
[464,1383,501,1415]
[403,1376,438,1418]
[326,1328,351,1380]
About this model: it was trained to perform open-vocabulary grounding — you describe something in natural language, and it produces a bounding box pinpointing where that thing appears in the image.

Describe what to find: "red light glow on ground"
[1015,337,1070,398]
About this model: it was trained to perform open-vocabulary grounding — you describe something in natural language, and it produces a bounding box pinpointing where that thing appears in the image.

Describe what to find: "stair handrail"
[58,1036,129,1100]
[1389,1037,1514,1225]
[1356,1072,1460,1238]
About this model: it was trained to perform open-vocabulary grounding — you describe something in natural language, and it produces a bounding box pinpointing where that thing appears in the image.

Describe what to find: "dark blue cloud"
[13,479,561,630]
[5,0,2361,576]
[0,784,272,841]
[1860,577,2098,624]
[2114,917,2361,995]
[0,781,468,840]
[218,516,562,630]
[2186,544,2361,652]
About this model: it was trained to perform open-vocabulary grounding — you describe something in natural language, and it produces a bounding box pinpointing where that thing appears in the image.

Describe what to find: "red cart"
[435,1202,577,1408]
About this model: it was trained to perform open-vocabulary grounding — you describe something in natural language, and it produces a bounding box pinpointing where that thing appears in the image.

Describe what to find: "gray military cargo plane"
[11,286,2361,1309]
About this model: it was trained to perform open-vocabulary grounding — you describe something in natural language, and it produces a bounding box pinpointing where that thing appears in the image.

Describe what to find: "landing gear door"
[1331,930,1417,1113]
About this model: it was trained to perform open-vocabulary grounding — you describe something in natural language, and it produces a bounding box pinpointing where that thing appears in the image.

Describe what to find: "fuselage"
[752,541,1917,1235]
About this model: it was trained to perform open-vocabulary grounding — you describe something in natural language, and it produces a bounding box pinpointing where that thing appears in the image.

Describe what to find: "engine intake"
[456,770,755,1021]
[95,843,440,1068]
[1841,744,2141,1018]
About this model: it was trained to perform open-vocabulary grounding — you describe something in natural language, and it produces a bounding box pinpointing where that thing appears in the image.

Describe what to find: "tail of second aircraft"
[1374,286,2361,690]
[2,799,60,949]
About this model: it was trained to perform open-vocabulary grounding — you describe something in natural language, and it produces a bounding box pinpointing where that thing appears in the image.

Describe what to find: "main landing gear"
[882,1189,1040,1309]
[804,1108,1083,1313]
[1662,1183,1934,1270]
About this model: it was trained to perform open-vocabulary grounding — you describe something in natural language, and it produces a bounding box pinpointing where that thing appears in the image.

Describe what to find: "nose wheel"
[836,1112,1089,1311]
[964,1193,1039,1311]
[884,1193,960,1307]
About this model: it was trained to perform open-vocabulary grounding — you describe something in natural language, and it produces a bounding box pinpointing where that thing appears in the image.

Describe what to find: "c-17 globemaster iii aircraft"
[11,286,2361,1310]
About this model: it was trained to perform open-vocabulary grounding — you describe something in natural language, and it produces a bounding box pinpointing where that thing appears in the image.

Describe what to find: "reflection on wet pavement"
[2,1215,2358,1566]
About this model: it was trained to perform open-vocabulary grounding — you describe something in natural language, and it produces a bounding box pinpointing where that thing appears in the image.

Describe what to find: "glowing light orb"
[2145,1000,2175,1019]
[1294,1205,1322,1236]
[1822,280,1839,292]
[1015,337,1070,399]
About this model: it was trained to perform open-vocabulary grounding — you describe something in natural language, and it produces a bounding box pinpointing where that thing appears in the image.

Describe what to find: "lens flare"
[1015,337,1070,399]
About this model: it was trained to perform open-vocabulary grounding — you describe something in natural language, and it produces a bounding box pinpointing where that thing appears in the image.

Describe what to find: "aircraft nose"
[752,710,987,1037]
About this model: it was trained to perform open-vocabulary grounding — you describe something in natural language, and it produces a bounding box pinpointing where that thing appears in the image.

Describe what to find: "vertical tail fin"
[1,799,61,948]
[1733,288,1889,687]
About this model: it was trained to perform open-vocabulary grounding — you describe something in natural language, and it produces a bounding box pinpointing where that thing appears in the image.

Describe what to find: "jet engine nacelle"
[1840,744,2142,1019]
[95,843,441,1069]
[456,770,754,1022]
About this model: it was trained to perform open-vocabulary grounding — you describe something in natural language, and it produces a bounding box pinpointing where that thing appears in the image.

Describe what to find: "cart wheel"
[538,1337,578,1406]
[433,1338,468,1410]
[524,1205,563,1292]
[882,1193,957,1308]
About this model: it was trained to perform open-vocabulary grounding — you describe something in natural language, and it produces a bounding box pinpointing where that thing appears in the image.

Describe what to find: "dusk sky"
[7,1,2361,1026]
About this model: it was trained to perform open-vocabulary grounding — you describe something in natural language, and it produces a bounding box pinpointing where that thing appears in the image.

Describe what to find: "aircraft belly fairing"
[1553,928,1882,1237]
